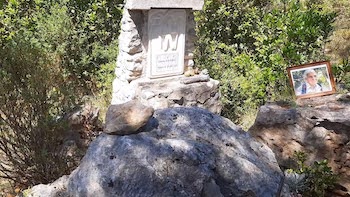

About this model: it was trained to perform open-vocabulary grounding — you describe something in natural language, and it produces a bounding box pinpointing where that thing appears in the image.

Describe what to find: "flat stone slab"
[125,0,204,10]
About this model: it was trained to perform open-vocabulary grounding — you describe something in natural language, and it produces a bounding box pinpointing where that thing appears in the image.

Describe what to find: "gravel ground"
[0,177,13,196]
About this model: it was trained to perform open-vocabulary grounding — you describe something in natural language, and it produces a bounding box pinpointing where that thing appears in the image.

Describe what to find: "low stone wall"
[113,75,221,114]
[134,76,221,114]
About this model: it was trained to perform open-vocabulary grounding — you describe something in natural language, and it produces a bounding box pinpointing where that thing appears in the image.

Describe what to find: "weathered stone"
[124,62,143,73]
[111,78,136,104]
[119,29,142,54]
[135,77,220,113]
[198,89,214,104]
[121,20,136,32]
[26,176,69,197]
[184,67,196,77]
[254,104,297,126]
[120,10,137,32]
[200,69,209,76]
[104,100,154,135]
[147,96,169,109]
[65,108,283,197]
[249,94,350,196]
[125,0,204,10]
[337,93,350,102]
[203,92,222,114]
[180,75,210,84]
[119,50,144,62]
[141,90,156,100]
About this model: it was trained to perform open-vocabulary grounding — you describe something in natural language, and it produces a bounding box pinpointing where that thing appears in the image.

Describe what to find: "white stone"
[120,10,136,32]
[125,0,204,10]
[141,91,156,100]
[188,59,194,67]
[125,62,143,72]
[148,9,186,78]
[147,97,169,110]
[111,79,136,104]
[119,29,142,54]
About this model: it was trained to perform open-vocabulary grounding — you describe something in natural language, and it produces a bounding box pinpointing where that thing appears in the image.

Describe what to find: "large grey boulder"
[65,107,283,197]
[27,107,284,197]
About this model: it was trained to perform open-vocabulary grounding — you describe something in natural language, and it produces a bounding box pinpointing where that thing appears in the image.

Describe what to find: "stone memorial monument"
[111,0,221,113]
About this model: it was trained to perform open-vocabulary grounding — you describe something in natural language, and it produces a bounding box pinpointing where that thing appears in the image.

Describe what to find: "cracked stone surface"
[29,108,283,197]
[66,108,283,197]
[249,94,350,196]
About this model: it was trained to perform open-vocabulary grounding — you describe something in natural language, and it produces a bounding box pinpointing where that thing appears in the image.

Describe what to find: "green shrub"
[1,0,122,95]
[195,0,336,127]
[286,151,338,197]
[332,58,350,91]
[0,36,77,186]
[0,0,123,187]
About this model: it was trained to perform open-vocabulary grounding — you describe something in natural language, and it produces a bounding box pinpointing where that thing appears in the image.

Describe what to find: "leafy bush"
[0,0,122,95]
[286,151,338,197]
[0,36,77,186]
[332,58,350,91]
[0,0,123,187]
[325,1,350,91]
[195,0,336,127]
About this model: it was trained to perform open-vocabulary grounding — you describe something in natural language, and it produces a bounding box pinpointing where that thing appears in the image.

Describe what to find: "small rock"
[180,75,210,84]
[104,100,154,135]
[26,176,69,197]
[200,69,209,76]
[141,91,156,100]
[184,67,195,77]
[337,93,350,102]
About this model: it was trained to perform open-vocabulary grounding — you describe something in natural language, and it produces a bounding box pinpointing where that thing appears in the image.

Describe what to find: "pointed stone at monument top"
[125,0,204,10]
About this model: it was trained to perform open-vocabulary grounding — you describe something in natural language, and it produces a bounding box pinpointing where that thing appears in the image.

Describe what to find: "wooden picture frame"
[287,61,336,99]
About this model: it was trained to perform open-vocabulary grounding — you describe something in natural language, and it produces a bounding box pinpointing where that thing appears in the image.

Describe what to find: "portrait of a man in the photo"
[295,69,323,95]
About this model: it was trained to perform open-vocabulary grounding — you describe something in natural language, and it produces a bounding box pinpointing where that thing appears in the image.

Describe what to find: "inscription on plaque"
[155,52,179,74]
[148,9,186,78]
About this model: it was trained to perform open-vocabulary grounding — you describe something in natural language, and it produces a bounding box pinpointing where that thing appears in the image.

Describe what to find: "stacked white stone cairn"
[112,0,221,113]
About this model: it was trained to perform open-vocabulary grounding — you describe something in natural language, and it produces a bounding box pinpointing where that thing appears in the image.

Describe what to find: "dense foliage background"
[0,0,123,188]
[194,0,336,127]
[0,0,349,193]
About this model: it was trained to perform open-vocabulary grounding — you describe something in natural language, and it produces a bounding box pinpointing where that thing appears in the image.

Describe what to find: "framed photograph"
[287,61,336,99]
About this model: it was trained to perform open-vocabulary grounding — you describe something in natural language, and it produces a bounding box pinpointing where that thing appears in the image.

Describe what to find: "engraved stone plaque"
[148,9,186,78]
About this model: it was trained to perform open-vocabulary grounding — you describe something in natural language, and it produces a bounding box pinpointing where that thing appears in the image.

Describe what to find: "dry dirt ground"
[0,153,14,197]
[0,178,13,197]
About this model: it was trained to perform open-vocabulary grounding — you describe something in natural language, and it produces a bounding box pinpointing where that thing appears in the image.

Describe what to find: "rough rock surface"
[29,107,284,197]
[249,94,350,196]
[112,76,221,114]
[104,99,154,135]
[67,107,283,197]
[27,176,69,197]
[135,77,221,114]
